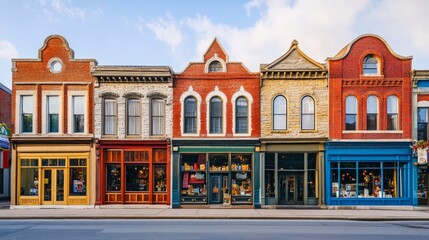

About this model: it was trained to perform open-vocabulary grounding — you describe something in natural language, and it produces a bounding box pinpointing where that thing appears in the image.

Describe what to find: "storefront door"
[418,170,428,205]
[42,168,65,205]
[279,173,304,205]
[210,174,227,204]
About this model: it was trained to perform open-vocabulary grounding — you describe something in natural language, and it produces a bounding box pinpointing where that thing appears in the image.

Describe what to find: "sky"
[1,0,429,90]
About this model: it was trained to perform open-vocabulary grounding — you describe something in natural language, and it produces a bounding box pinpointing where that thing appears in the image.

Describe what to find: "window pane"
[308,170,316,197]
[418,108,428,123]
[265,153,275,170]
[126,164,149,191]
[367,95,378,113]
[73,96,84,114]
[265,170,275,198]
[367,114,377,130]
[104,99,116,135]
[273,115,287,130]
[184,97,197,134]
[346,96,357,114]
[48,96,59,114]
[210,97,222,133]
[127,99,140,135]
[345,114,356,130]
[154,165,167,192]
[106,165,121,192]
[302,96,314,114]
[151,99,165,135]
[185,117,196,133]
[209,61,222,72]
[308,153,317,170]
[73,96,85,133]
[340,168,356,198]
[302,115,315,130]
[278,153,304,170]
[387,96,398,113]
[22,114,33,133]
[70,167,86,196]
[363,55,378,75]
[236,117,248,133]
[274,96,286,114]
[21,96,33,133]
[49,114,59,132]
[387,114,398,130]
[358,167,380,198]
[20,168,38,196]
[74,114,84,133]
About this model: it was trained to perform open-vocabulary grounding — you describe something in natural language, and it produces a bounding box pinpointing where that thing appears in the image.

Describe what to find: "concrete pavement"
[2,203,429,220]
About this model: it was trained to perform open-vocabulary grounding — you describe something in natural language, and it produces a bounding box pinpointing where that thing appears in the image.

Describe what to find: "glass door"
[210,175,222,204]
[42,168,66,205]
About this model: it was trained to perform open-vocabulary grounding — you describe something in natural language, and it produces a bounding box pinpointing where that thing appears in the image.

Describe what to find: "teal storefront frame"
[172,140,260,208]
[325,141,416,206]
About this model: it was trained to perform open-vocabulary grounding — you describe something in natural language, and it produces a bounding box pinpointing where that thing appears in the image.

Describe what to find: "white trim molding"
[180,86,202,137]
[206,86,227,137]
[15,90,37,135]
[418,100,429,107]
[231,86,253,137]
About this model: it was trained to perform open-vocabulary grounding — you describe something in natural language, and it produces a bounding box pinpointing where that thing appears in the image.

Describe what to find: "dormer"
[203,38,228,73]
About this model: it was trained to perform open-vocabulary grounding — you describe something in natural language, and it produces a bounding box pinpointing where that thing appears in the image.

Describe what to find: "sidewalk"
[2,204,429,220]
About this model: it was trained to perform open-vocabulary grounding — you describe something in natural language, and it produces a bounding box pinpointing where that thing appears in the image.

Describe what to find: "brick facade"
[173,39,260,138]
[328,34,413,140]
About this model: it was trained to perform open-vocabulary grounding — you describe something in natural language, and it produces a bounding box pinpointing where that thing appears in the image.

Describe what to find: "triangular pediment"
[263,40,324,71]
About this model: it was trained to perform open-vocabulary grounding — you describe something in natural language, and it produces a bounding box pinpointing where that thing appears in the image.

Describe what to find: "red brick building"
[172,39,261,207]
[325,34,414,206]
[0,83,11,199]
[11,35,97,206]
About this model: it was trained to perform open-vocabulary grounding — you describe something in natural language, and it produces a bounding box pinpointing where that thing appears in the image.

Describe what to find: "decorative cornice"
[261,70,327,80]
[342,78,403,86]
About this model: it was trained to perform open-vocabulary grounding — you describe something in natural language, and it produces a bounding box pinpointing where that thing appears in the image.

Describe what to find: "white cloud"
[147,14,183,51]
[0,40,19,60]
[36,0,92,21]
[244,0,263,16]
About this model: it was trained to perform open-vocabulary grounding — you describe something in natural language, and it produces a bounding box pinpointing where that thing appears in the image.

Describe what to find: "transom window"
[210,97,223,133]
[387,95,398,130]
[345,96,357,130]
[301,96,315,130]
[273,95,287,130]
[363,55,379,75]
[367,95,378,130]
[235,97,248,133]
[184,97,197,134]
[208,61,222,72]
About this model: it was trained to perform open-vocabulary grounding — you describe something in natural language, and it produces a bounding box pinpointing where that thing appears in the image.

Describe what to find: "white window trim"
[204,54,227,73]
[363,55,381,76]
[206,86,227,136]
[418,101,429,107]
[15,91,37,135]
[231,86,253,137]
[180,86,201,136]
[42,91,63,134]
[68,91,88,134]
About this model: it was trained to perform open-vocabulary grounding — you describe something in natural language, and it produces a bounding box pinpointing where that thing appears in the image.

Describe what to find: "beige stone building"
[260,40,328,207]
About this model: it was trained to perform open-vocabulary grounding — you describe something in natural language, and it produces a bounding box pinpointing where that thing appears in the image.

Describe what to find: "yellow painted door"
[42,168,66,205]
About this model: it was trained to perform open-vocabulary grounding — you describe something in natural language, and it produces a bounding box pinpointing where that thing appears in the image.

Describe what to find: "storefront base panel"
[328,198,413,206]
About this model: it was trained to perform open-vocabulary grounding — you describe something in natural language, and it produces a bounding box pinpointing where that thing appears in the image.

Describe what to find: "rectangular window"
[345,114,356,130]
[184,98,197,133]
[47,96,59,133]
[69,159,87,196]
[301,115,315,130]
[73,96,85,133]
[20,159,39,196]
[104,99,116,135]
[418,107,428,141]
[106,164,121,192]
[151,99,165,136]
[127,99,140,135]
[236,99,248,133]
[367,114,377,130]
[154,165,167,192]
[21,95,33,133]
[387,114,398,130]
[126,164,149,191]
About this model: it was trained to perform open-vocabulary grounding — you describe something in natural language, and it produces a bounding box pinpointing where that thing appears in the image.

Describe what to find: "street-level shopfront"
[12,138,95,206]
[325,141,415,206]
[98,140,170,205]
[172,140,260,208]
[260,140,326,206]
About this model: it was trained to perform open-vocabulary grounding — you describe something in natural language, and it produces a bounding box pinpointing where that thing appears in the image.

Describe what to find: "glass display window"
[278,153,304,170]
[209,154,228,171]
[154,165,167,192]
[231,154,252,171]
[20,158,39,196]
[265,153,275,198]
[106,164,121,192]
[126,164,149,191]
[231,173,252,197]
[181,154,207,198]
[69,158,87,196]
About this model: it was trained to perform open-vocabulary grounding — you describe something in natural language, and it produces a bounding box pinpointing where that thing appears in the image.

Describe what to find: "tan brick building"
[260,40,328,206]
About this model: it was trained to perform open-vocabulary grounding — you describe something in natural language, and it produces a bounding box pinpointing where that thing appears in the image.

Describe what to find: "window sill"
[299,130,318,133]
[270,130,290,134]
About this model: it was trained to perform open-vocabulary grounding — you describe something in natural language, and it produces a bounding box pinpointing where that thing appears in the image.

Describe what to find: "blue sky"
[1,0,429,89]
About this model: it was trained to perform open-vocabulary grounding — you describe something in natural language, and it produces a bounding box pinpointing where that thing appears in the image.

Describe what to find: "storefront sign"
[0,123,11,150]
[235,172,248,180]
[417,148,428,165]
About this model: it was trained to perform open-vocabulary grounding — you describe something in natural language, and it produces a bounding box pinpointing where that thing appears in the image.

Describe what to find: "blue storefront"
[325,141,416,206]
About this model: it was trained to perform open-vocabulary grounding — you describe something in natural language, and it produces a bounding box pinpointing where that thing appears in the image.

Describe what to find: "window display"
[107,164,121,191]
[70,158,87,196]
[154,165,166,192]
[126,164,149,191]
[331,161,404,199]
[181,154,207,203]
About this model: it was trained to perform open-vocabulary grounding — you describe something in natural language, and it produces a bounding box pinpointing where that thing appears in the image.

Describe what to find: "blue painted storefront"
[325,141,417,206]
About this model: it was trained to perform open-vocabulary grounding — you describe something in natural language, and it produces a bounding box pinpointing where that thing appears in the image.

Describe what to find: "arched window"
[210,97,222,133]
[345,96,357,130]
[273,96,287,130]
[151,98,165,135]
[208,61,222,72]
[367,95,378,130]
[184,97,197,133]
[104,98,116,135]
[127,98,140,135]
[363,55,378,75]
[301,96,315,130]
[236,97,248,133]
[387,95,398,130]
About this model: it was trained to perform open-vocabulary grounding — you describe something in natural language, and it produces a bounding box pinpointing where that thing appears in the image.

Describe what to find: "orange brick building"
[171,39,261,207]
[11,35,97,206]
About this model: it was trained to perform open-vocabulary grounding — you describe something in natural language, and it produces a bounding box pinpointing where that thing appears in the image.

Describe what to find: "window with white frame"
[21,95,33,133]
[387,95,398,130]
[47,96,59,133]
[104,98,116,135]
[235,97,248,133]
[73,96,85,133]
[210,97,223,133]
[301,96,315,130]
[367,95,378,130]
[127,98,140,135]
[151,98,165,136]
[273,95,287,130]
[345,96,357,130]
[363,55,379,75]
[184,96,197,134]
